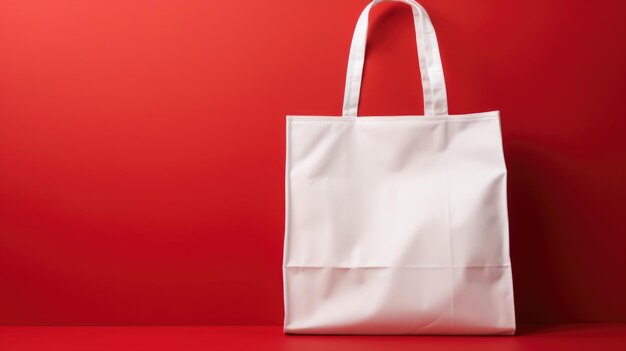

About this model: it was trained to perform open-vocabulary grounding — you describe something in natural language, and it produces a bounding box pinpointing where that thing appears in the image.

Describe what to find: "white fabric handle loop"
[342,0,448,117]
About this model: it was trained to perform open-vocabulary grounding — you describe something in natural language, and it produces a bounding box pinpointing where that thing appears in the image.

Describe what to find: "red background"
[0,0,625,325]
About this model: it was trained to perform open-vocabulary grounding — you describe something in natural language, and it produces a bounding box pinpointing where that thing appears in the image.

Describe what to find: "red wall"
[1,0,625,325]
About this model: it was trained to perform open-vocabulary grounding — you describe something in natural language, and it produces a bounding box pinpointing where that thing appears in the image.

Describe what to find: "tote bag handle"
[342,0,448,117]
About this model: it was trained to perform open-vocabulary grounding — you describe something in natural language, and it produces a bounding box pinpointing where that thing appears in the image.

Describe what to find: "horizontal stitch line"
[284,264,511,269]
[286,117,497,123]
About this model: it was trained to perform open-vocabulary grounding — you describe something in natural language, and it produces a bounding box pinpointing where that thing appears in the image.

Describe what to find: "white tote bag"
[283,0,515,335]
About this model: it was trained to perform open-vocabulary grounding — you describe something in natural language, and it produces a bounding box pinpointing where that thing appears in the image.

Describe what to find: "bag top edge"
[286,111,500,121]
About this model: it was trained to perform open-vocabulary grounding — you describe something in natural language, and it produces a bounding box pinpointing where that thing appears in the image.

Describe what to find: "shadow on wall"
[505,138,626,323]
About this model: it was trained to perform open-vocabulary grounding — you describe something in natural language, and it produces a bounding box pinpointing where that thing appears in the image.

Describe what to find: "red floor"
[0,325,625,350]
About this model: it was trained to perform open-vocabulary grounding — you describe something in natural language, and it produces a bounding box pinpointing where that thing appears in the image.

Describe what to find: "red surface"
[0,325,625,351]
[0,0,625,325]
